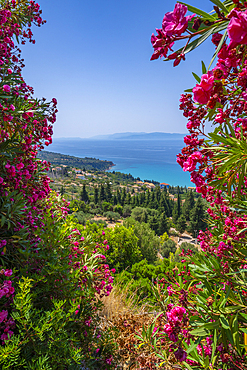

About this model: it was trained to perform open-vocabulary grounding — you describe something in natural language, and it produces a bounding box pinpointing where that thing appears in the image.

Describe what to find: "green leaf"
[210,329,217,364]
[192,72,201,83]
[186,337,201,354]
[225,327,234,346]
[165,24,226,60]
[201,60,207,74]
[220,315,230,329]
[178,2,216,21]
[222,305,243,313]
[209,0,229,14]
[184,88,193,92]
[208,28,228,71]
[183,362,194,370]
[190,327,209,336]
[240,313,247,321]
[232,314,240,353]
[204,355,210,367]
[219,286,231,308]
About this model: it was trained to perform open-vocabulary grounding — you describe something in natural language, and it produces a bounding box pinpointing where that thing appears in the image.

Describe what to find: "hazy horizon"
[53,131,187,140]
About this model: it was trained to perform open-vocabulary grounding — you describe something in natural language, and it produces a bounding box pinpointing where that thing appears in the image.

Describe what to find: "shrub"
[160,239,176,258]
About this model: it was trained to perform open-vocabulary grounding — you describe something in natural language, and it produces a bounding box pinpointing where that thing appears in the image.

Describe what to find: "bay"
[46,138,192,187]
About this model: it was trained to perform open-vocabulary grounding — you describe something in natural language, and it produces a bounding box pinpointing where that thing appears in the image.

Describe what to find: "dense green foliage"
[38,150,114,171]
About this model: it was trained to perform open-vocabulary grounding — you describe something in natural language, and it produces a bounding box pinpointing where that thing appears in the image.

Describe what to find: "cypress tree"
[116,188,121,204]
[80,184,89,203]
[135,195,139,207]
[126,193,131,205]
[188,197,207,237]
[99,184,105,202]
[94,187,99,204]
[113,194,118,205]
[177,188,181,217]
[121,187,126,205]
[106,182,112,202]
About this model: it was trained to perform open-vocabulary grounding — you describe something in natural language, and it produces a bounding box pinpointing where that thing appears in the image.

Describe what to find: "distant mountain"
[89,132,186,140]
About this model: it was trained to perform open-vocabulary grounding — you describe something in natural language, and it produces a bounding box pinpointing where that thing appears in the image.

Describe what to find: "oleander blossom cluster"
[177,33,247,260]
[0,3,115,365]
[150,2,247,368]
[150,3,195,65]
[163,304,188,362]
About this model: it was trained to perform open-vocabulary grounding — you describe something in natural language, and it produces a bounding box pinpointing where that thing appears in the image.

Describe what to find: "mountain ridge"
[54,132,186,141]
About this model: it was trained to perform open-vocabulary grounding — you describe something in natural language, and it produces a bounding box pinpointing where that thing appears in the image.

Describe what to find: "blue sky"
[22,0,217,138]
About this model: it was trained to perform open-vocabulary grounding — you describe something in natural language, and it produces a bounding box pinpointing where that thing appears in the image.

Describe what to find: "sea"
[45,138,192,187]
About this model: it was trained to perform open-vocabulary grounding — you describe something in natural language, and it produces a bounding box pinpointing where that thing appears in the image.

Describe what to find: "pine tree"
[182,190,195,220]
[158,212,169,235]
[149,215,159,234]
[176,214,187,234]
[145,190,150,206]
[80,184,89,203]
[159,194,169,216]
[155,186,161,203]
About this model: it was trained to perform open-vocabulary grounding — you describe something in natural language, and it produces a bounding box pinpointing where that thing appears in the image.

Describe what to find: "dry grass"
[99,284,169,370]
[100,284,149,321]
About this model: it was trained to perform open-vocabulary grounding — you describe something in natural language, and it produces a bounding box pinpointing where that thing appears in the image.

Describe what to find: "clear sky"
[21,0,216,138]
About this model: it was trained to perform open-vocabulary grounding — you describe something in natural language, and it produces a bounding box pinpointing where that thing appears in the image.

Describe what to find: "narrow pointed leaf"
[201,60,207,74]
[208,28,228,70]
[192,72,201,83]
[178,2,216,21]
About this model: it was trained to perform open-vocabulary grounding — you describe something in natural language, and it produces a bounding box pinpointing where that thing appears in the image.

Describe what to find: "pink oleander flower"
[228,9,247,49]
[193,71,215,105]
[0,310,8,323]
[4,269,12,277]
[1,330,13,342]
[162,3,193,37]
[3,85,10,93]
[167,306,186,324]
[150,28,174,60]
[212,32,223,46]
[174,346,187,362]
[16,162,24,170]
[0,240,7,248]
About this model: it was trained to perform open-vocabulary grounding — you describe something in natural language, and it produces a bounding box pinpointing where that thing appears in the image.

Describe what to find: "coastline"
[45,138,192,187]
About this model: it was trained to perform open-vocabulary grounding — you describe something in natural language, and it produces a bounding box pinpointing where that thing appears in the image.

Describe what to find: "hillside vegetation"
[1,1,247,370]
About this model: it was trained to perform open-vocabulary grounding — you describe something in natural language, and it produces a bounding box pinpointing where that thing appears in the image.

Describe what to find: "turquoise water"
[46,138,192,187]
